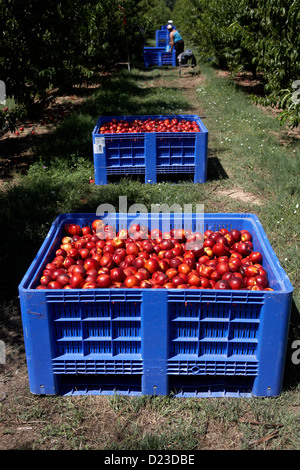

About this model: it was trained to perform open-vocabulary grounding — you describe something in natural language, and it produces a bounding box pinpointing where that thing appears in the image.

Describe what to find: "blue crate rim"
[143,46,165,51]
[93,114,208,136]
[18,212,294,295]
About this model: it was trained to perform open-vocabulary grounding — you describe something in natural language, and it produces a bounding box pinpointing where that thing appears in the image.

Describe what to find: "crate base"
[50,374,257,398]
[57,374,143,397]
[103,167,201,185]
[170,375,256,398]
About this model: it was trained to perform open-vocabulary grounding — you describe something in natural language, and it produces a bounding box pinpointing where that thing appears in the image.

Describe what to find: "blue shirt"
[173,31,182,43]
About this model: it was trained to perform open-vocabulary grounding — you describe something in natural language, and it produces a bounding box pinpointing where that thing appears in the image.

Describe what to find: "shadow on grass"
[106,173,196,185]
[233,73,266,100]
[0,78,103,179]
[207,156,229,181]
[215,68,267,100]
[32,69,192,165]
[81,73,191,117]
[1,68,193,177]
[0,179,93,302]
[0,180,64,302]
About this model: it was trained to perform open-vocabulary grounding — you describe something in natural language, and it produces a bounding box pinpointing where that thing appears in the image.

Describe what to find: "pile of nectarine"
[36,220,273,291]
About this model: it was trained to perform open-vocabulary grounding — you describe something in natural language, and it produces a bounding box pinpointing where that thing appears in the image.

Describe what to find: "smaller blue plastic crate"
[143,47,165,67]
[158,50,176,66]
[18,213,293,397]
[156,29,170,47]
[92,114,208,185]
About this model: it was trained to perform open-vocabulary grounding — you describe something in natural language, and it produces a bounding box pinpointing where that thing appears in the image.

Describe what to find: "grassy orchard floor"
[0,63,299,450]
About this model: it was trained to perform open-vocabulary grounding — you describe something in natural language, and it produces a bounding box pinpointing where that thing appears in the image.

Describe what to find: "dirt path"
[152,67,269,206]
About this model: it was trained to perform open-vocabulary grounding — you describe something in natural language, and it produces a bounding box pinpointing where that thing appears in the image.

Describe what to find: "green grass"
[0,63,299,451]
[197,64,299,199]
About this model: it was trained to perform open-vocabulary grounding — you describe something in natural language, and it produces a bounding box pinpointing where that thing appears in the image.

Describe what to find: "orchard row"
[36,219,273,291]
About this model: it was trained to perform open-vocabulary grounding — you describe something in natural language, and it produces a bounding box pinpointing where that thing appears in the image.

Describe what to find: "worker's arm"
[169,32,174,50]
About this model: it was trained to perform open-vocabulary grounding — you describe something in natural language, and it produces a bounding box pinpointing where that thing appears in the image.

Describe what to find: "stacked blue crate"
[143,24,177,67]
[155,30,169,48]
[143,46,165,67]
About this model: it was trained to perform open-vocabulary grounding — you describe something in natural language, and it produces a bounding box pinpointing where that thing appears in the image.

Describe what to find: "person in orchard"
[167,24,184,66]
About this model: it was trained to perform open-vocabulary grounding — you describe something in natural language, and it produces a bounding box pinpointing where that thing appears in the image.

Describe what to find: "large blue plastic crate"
[143,46,165,67]
[18,212,293,397]
[92,114,208,185]
[156,30,170,48]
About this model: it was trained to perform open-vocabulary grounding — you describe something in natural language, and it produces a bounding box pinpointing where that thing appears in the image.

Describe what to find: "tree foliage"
[89,0,171,64]
[0,1,94,106]
[0,0,171,111]
[172,0,300,126]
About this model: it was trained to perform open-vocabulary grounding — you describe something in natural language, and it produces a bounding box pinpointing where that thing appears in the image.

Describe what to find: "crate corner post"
[19,287,58,395]
[252,291,293,397]
[145,132,157,184]
[141,290,169,396]
[93,128,108,185]
[194,125,208,184]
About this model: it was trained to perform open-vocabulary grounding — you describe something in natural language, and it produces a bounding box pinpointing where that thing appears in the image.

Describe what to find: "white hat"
[168,20,173,24]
